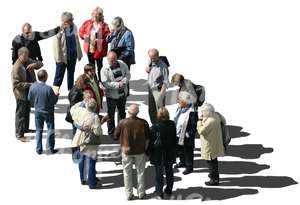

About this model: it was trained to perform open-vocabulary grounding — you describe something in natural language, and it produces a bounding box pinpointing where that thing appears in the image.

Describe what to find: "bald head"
[128,104,139,116]
[148,48,160,63]
[107,51,118,66]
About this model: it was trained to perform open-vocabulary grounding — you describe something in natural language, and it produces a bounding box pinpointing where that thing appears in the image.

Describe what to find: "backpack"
[192,83,206,107]
[216,112,231,151]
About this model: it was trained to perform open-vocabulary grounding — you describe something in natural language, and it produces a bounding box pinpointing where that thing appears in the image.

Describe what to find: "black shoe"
[174,163,185,168]
[127,194,135,201]
[36,150,43,155]
[89,180,102,189]
[25,129,35,133]
[46,149,58,155]
[81,181,87,185]
[182,168,193,175]
[18,137,29,143]
[205,179,219,186]
[164,189,172,196]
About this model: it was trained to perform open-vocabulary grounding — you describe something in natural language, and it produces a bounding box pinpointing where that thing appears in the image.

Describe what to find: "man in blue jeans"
[28,69,59,154]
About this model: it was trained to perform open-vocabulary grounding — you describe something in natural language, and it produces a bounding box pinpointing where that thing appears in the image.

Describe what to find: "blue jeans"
[35,112,55,154]
[53,59,76,90]
[78,153,97,188]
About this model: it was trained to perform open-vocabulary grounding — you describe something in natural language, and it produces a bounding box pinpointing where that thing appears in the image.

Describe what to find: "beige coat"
[11,59,42,100]
[53,24,82,64]
[70,102,102,159]
[197,113,225,160]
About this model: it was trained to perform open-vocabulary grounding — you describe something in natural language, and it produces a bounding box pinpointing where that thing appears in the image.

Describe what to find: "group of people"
[11,7,227,200]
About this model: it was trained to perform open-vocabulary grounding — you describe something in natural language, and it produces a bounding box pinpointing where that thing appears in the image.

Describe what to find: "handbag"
[84,129,101,145]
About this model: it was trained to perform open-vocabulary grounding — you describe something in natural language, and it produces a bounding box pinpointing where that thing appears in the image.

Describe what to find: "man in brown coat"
[11,47,43,142]
[114,104,150,200]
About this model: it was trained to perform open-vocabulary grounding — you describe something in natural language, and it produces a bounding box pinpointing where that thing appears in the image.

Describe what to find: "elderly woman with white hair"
[53,11,82,91]
[79,7,110,81]
[197,103,225,186]
[70,98,102,189]
[107,17,135,69]
[174,91,198,175]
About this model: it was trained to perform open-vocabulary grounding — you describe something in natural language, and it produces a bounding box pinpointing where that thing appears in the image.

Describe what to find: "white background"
[0,0,299,204]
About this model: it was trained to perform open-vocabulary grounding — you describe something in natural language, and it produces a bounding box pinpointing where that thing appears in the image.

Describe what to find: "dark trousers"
[15,99,31,138]
[35,112,55,154]
[78,153,97,188]
[206,158,220,181]
[106,97,126,135]
[177,145,194,170]
[87,53,103,82]
[155,164,174,194]
[53,59,76,90]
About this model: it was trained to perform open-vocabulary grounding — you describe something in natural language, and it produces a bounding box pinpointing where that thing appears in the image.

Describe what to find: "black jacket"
[182,111,199,147]
[11,26,60,64]
[148,120,177,165]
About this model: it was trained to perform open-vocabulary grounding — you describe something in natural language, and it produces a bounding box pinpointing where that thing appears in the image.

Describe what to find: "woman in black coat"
[148,107,177,199]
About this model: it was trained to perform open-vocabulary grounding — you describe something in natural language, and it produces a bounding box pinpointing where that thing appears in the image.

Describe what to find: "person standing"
[197,103,225,186]
[107,17,135,69]
[71,99,102,189]
[53,12,82,91]
[148,107,177,199]
[79,7,110,81]
[12,23,60,64]
[101,51,130,136]
[174,91,198,175]
[114,104,150,200]
[146,48,169,124]
[28,70,58,154]
[11,47,43,142]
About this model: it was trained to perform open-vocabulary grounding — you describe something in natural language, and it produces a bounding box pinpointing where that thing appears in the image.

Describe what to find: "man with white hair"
[197,103,225,186]
[146,48,169,124]
[79,7,110,81]
[101,51,131,137]
[12,22,60,64]
[107,16,135,69]
[53,11,82,91]
[11,47,43,142]
[114,104,150,200]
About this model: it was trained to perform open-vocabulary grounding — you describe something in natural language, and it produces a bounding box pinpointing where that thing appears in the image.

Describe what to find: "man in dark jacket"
[114,104,150,200]
[12,23,60,64]
[28,70,59,154]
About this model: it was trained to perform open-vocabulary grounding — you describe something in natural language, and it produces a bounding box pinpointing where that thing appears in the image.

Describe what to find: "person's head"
[22,23,32,39]
[37,69,48,82]
[83,90,93,102]
[112,16,124,31]
[61,12,74,27]
[84,64,96,78]
[157,107,170,122]
[107,51,118,66]
[74,74,88,89]
[201,103,215,118]
[86,98,97,113]
[171,73,184,86]
[148,48,160,63]
[91,7,104,22]
[18,47,29,63]
[178,91,194,108]
[128,104,139,117]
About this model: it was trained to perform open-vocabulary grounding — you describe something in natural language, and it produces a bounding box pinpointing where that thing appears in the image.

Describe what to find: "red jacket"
[79,19,110,59]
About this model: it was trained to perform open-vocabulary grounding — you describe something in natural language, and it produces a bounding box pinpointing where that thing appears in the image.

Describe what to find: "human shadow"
[225,144,274,159]
[148,186,259,201]
[193,159,270,175]
[227,125,250,139]
[26,129,73,140]
[219,175,298,188]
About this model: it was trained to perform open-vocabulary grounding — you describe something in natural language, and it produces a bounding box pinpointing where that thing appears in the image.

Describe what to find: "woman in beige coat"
[70,98,102,189]
[197,103,225,186]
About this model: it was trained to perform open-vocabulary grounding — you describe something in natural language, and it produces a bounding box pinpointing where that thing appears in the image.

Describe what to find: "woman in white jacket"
[70,98,102,189]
